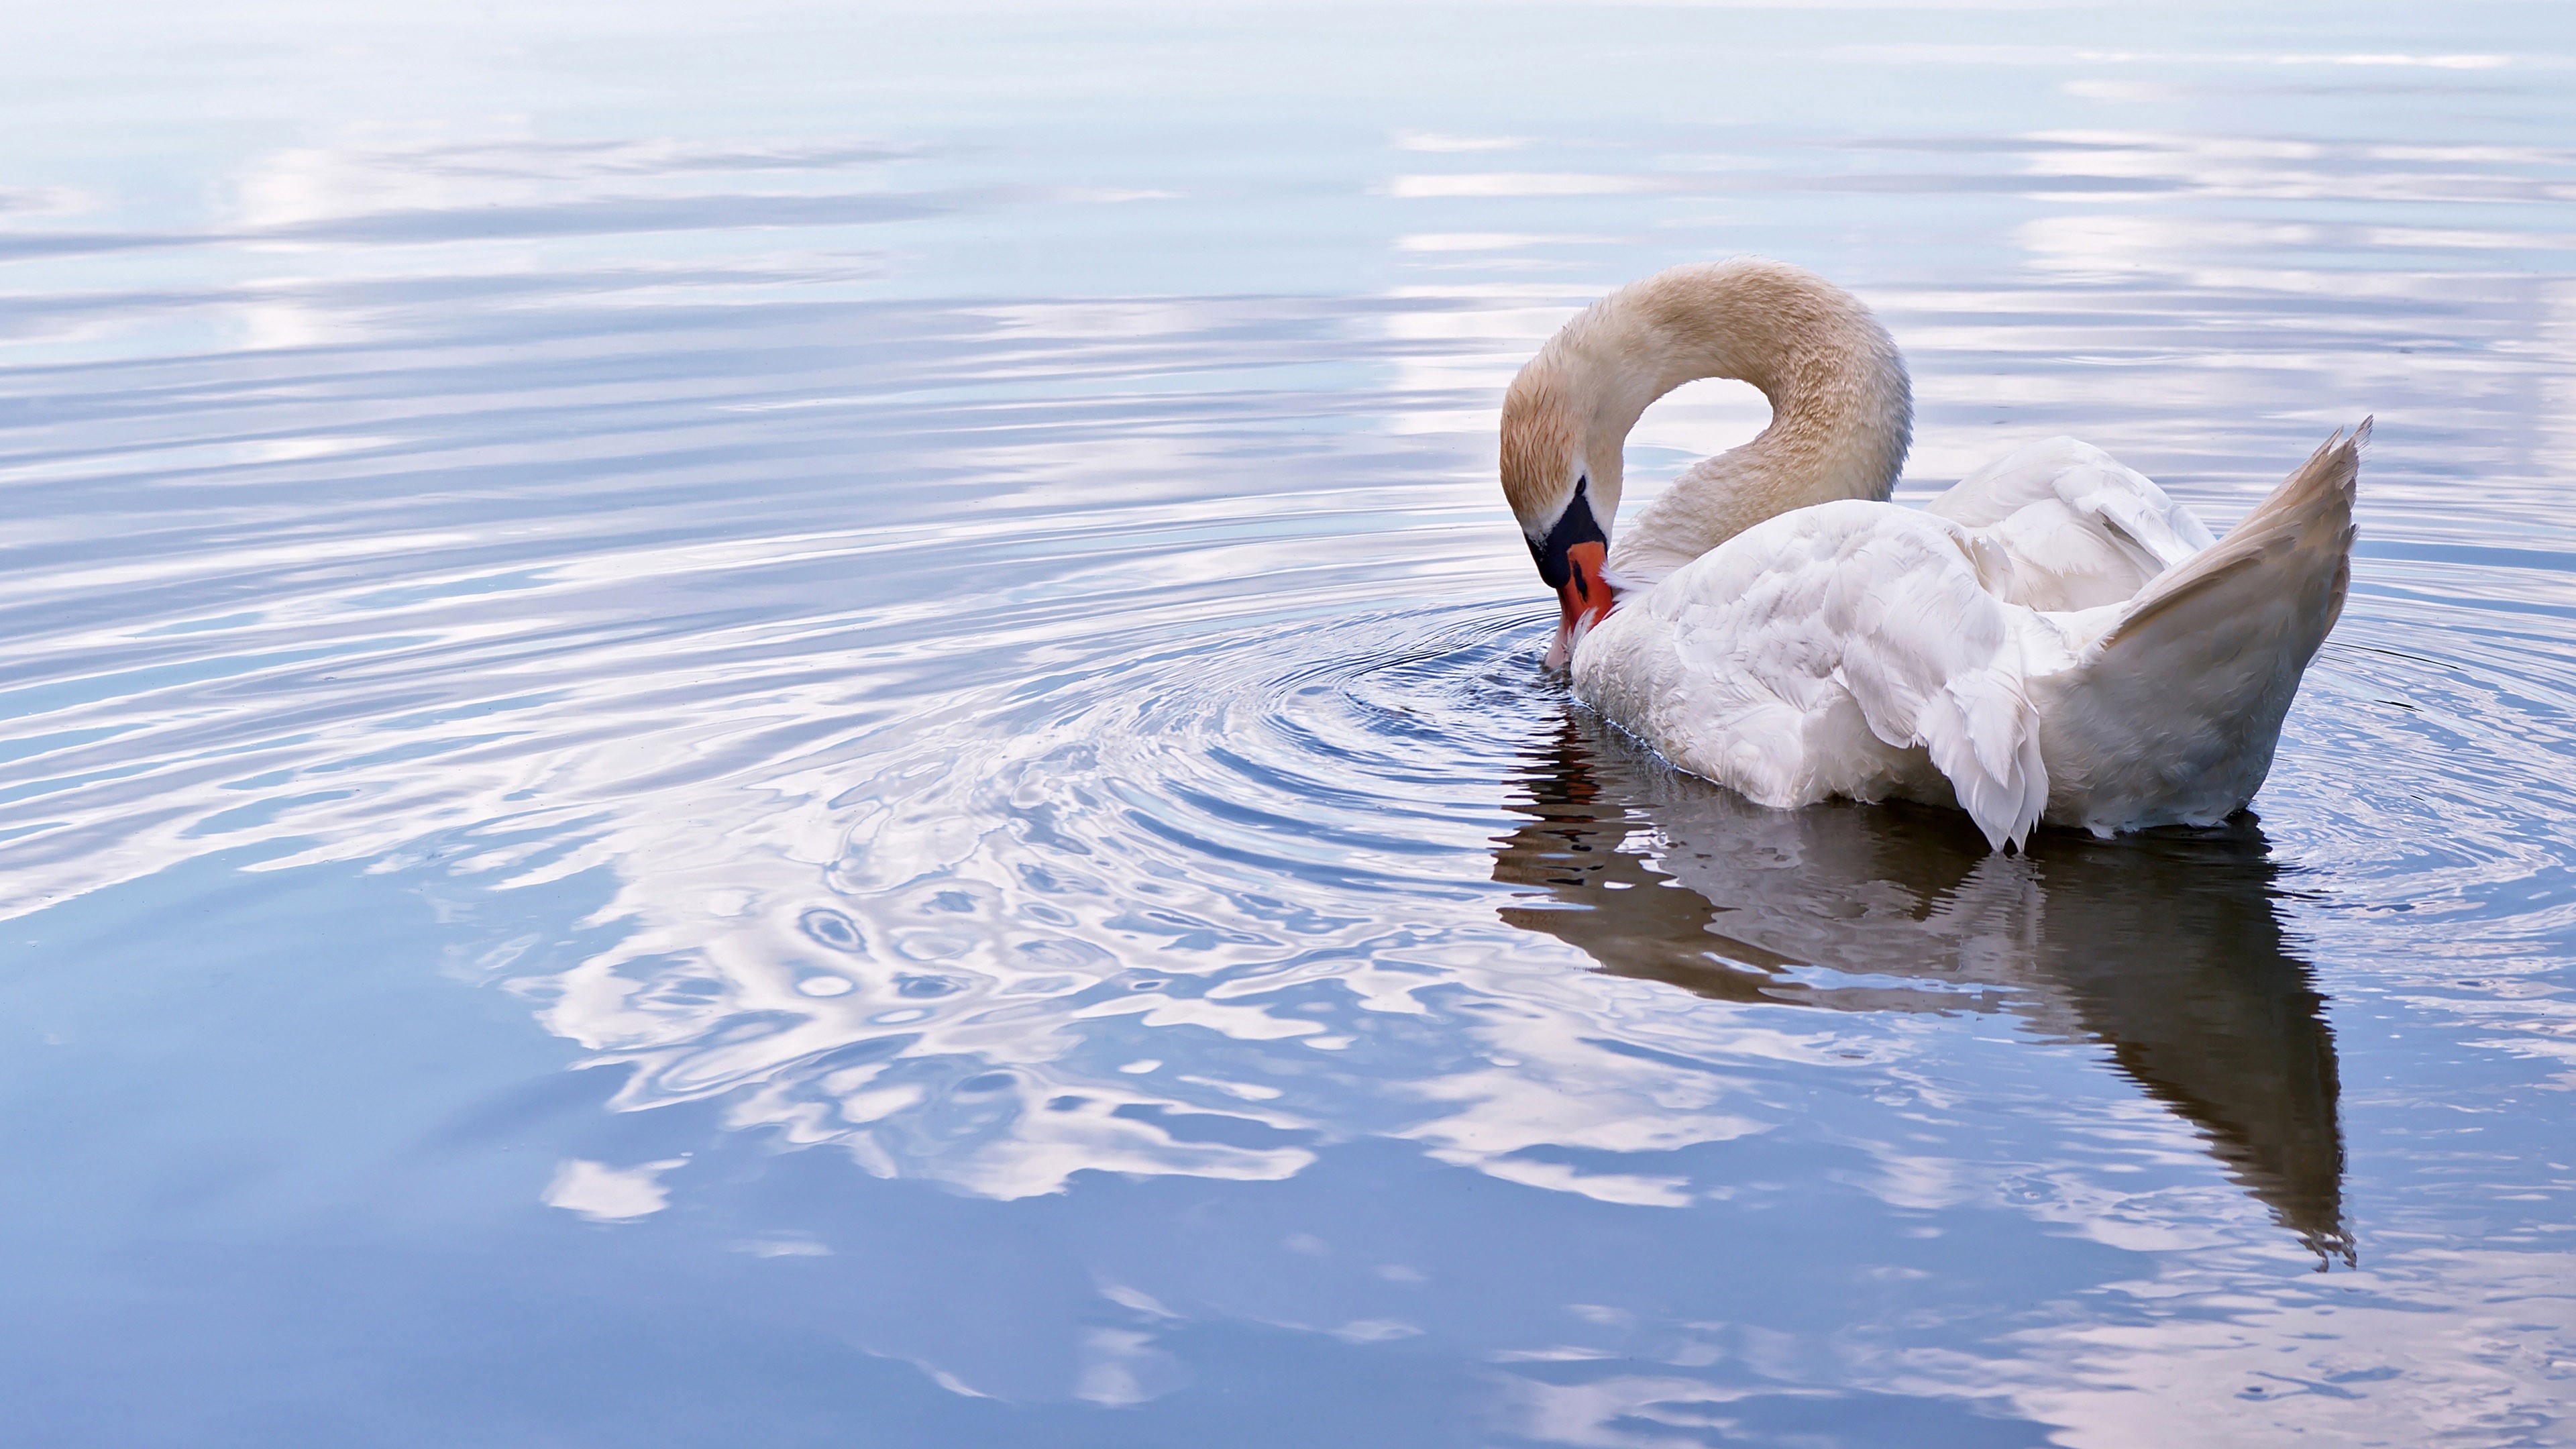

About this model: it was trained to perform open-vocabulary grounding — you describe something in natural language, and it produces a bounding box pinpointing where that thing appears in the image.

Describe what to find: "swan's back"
[1925,436,2216,612]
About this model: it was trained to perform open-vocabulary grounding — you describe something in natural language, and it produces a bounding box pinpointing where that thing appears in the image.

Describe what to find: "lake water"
[5,3,2574,1444]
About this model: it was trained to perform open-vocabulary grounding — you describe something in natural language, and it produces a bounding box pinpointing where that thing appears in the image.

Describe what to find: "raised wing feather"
[2028,423,2364,833]
[1574,500,2074,851]
[1927,437,2218,611]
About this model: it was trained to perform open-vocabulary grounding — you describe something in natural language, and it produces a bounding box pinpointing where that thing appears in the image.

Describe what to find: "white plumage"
[1501,260,2363,851]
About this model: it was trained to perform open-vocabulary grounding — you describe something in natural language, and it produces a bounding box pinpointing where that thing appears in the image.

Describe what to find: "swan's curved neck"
[1505,260,1913,584]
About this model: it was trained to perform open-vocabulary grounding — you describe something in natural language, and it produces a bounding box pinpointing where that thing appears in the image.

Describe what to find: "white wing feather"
[1574,500,2074,851]
[1926,437,2216,611]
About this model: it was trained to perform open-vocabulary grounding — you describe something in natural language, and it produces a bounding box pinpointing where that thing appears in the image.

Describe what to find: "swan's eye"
[1529,476,1607,589]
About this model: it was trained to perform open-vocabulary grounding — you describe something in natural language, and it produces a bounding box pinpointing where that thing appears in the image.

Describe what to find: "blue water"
[5,3,2575,1444]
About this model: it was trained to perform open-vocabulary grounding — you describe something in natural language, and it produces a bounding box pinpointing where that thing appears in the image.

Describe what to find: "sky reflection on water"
[2,2,2574,1444]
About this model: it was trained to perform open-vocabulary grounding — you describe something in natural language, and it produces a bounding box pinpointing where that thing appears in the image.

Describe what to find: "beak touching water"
[1545,540,1613,669]
[1531,476,1616,670]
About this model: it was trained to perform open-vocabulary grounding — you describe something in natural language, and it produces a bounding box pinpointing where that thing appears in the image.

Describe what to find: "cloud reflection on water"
[3,13,2575,1434]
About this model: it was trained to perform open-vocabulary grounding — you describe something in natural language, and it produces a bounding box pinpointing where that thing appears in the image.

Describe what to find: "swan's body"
[1501,259,2361,850]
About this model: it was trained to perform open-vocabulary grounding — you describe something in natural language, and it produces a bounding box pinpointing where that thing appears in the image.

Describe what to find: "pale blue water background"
[4,3,2575,1444]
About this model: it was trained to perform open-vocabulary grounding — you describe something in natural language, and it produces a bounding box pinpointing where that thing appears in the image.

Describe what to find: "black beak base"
[1528,477,1607,591]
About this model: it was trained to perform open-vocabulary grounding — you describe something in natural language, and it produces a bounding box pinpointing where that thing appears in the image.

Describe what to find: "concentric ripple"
[475,603,1586,1201]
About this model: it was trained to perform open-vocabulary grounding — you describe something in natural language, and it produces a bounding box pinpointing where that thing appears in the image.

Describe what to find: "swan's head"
[1501,353,1619,669]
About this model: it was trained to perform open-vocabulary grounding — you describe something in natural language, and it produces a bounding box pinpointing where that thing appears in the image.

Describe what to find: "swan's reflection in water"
[1494,713,2352,1264]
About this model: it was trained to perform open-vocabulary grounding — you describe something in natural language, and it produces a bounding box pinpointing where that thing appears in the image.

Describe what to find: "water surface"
[4,3,2575,1444]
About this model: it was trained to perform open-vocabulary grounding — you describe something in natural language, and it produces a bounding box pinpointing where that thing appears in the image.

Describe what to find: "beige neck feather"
[1501,259,1913,586]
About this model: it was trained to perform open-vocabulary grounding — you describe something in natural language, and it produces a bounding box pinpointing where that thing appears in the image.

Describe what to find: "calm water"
[5,3,2575,1444]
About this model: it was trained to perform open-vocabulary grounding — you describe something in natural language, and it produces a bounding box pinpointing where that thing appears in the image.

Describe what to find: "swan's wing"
[2029,423,2363,833]
[1925,436,2218,611]
[1574,500,2073,851]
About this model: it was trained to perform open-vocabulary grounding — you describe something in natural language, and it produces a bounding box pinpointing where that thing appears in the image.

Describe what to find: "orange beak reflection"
[1545,540,1614,669]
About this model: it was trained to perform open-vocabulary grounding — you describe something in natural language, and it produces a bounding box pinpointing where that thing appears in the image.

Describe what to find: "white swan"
[1501,258,2363,851]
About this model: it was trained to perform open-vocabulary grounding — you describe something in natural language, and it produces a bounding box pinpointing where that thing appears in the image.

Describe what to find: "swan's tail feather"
[2034,423,2365,834]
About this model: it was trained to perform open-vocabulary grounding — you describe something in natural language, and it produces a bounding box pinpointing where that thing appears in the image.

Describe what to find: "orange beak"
[1544,539,1613,669]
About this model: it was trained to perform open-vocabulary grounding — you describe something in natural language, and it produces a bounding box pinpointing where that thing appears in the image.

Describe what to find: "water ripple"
[5,28,2576,1438]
